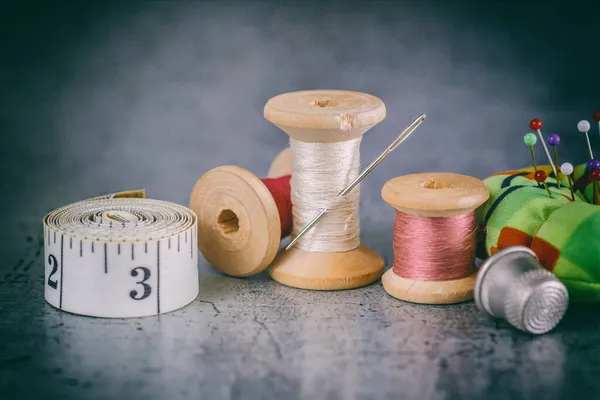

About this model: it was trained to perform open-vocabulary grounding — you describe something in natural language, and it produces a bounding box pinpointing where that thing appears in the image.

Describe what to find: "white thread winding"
[290,138,361,252]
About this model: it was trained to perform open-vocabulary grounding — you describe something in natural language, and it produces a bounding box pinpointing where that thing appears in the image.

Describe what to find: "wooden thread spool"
[188,147,292,277]
[381,172,490,304]
[264,89,386,290]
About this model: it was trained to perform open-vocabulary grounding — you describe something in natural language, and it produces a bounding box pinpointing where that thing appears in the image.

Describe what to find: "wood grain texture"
[381,172,488,304]
[188,148,292,277]
[382,172,490,217]
[269,244,385,290]
[264,90,386,290]
[264,89,386,143]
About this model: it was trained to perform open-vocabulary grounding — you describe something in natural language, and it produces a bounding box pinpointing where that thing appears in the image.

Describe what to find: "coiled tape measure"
[43,189,199,318]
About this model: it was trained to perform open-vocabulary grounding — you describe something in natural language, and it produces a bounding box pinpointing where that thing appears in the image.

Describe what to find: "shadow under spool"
[188,147,293,277]
[381,172,490,304]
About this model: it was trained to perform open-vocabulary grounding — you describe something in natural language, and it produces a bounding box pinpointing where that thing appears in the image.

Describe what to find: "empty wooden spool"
[189,148,292,277]
[264,89,386,290]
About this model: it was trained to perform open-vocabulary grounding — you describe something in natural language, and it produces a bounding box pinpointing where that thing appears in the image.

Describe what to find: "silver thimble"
[474,246,569,334]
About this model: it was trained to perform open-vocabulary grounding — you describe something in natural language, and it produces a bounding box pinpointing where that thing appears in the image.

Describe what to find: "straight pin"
[577,120,594,159]
[535,170,553,198]
[530,119,557,177]
[547,133,561,189]
[524,133,539,172]
[560,162,575,201]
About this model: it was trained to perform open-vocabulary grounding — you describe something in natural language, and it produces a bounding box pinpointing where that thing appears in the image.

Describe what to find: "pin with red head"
[534,169,553,198]
[530,118,558,178]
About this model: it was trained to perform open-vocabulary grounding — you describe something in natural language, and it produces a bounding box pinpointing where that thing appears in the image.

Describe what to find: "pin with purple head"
[547,133,561,189]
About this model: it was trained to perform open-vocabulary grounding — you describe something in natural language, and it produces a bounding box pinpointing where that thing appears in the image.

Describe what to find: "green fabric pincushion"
[477,163,600,303]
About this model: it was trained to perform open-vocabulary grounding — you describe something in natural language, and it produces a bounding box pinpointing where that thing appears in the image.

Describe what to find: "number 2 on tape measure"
[44,232,166,316]
[43,196,199,318]
[47,254,59,289]
[46,255,154,302]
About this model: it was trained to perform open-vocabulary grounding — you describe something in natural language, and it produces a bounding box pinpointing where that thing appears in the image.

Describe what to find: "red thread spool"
[260,175,293,237]
[189,148,294,277]
[381,173,489,305]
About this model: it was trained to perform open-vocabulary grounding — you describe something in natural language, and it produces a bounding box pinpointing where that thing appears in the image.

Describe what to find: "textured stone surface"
[2,1,600,399]
[2,221,600,400]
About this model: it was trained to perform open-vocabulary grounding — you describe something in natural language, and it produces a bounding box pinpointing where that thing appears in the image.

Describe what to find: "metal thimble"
[474,246,569,334]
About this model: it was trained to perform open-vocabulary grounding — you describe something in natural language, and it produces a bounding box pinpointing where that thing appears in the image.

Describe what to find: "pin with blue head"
[560,162,575,201]
[577,120,594,160]
[587,159,600,205]
[530,118,557,177]
[547,133,561,188]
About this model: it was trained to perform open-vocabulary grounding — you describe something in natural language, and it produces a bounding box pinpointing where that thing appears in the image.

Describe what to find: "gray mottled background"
[1,1,600,399]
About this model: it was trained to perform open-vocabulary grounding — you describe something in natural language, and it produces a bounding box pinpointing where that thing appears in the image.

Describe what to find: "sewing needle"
[285,113,427,251]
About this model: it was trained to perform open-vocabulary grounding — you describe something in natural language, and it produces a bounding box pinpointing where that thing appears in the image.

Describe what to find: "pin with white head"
[577,120,594,160]
[560,162,575,201]
[530,119,557,177]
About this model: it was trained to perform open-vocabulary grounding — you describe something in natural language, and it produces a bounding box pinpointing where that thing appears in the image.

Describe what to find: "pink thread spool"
[381,172,489,305]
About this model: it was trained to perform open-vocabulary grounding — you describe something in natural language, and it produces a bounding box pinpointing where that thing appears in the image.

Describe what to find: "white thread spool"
[291,138,362,252]
[264,90,386,290]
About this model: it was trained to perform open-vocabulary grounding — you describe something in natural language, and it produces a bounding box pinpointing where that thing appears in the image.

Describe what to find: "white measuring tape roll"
[43,190,199,318]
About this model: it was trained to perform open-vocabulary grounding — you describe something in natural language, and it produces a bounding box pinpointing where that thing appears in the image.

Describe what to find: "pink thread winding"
[391,209,477,281]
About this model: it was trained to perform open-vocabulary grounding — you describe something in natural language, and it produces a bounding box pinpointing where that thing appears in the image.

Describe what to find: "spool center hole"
[423,180,453,189]
[313,99,339,107]
[217,209,239,234]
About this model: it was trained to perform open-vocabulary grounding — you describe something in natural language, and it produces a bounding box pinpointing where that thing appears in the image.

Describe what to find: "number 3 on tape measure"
[43,193,200,318]
[130,266,152,300]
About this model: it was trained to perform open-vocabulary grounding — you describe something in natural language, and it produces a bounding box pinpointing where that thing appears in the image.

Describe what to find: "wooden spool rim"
[380,172,488,304]
[189,165,281,277]
[188,146,294,278]
[381,172,490,217]
[382,268,477,305]
[264,89,386,132]
[269,244,385,290]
